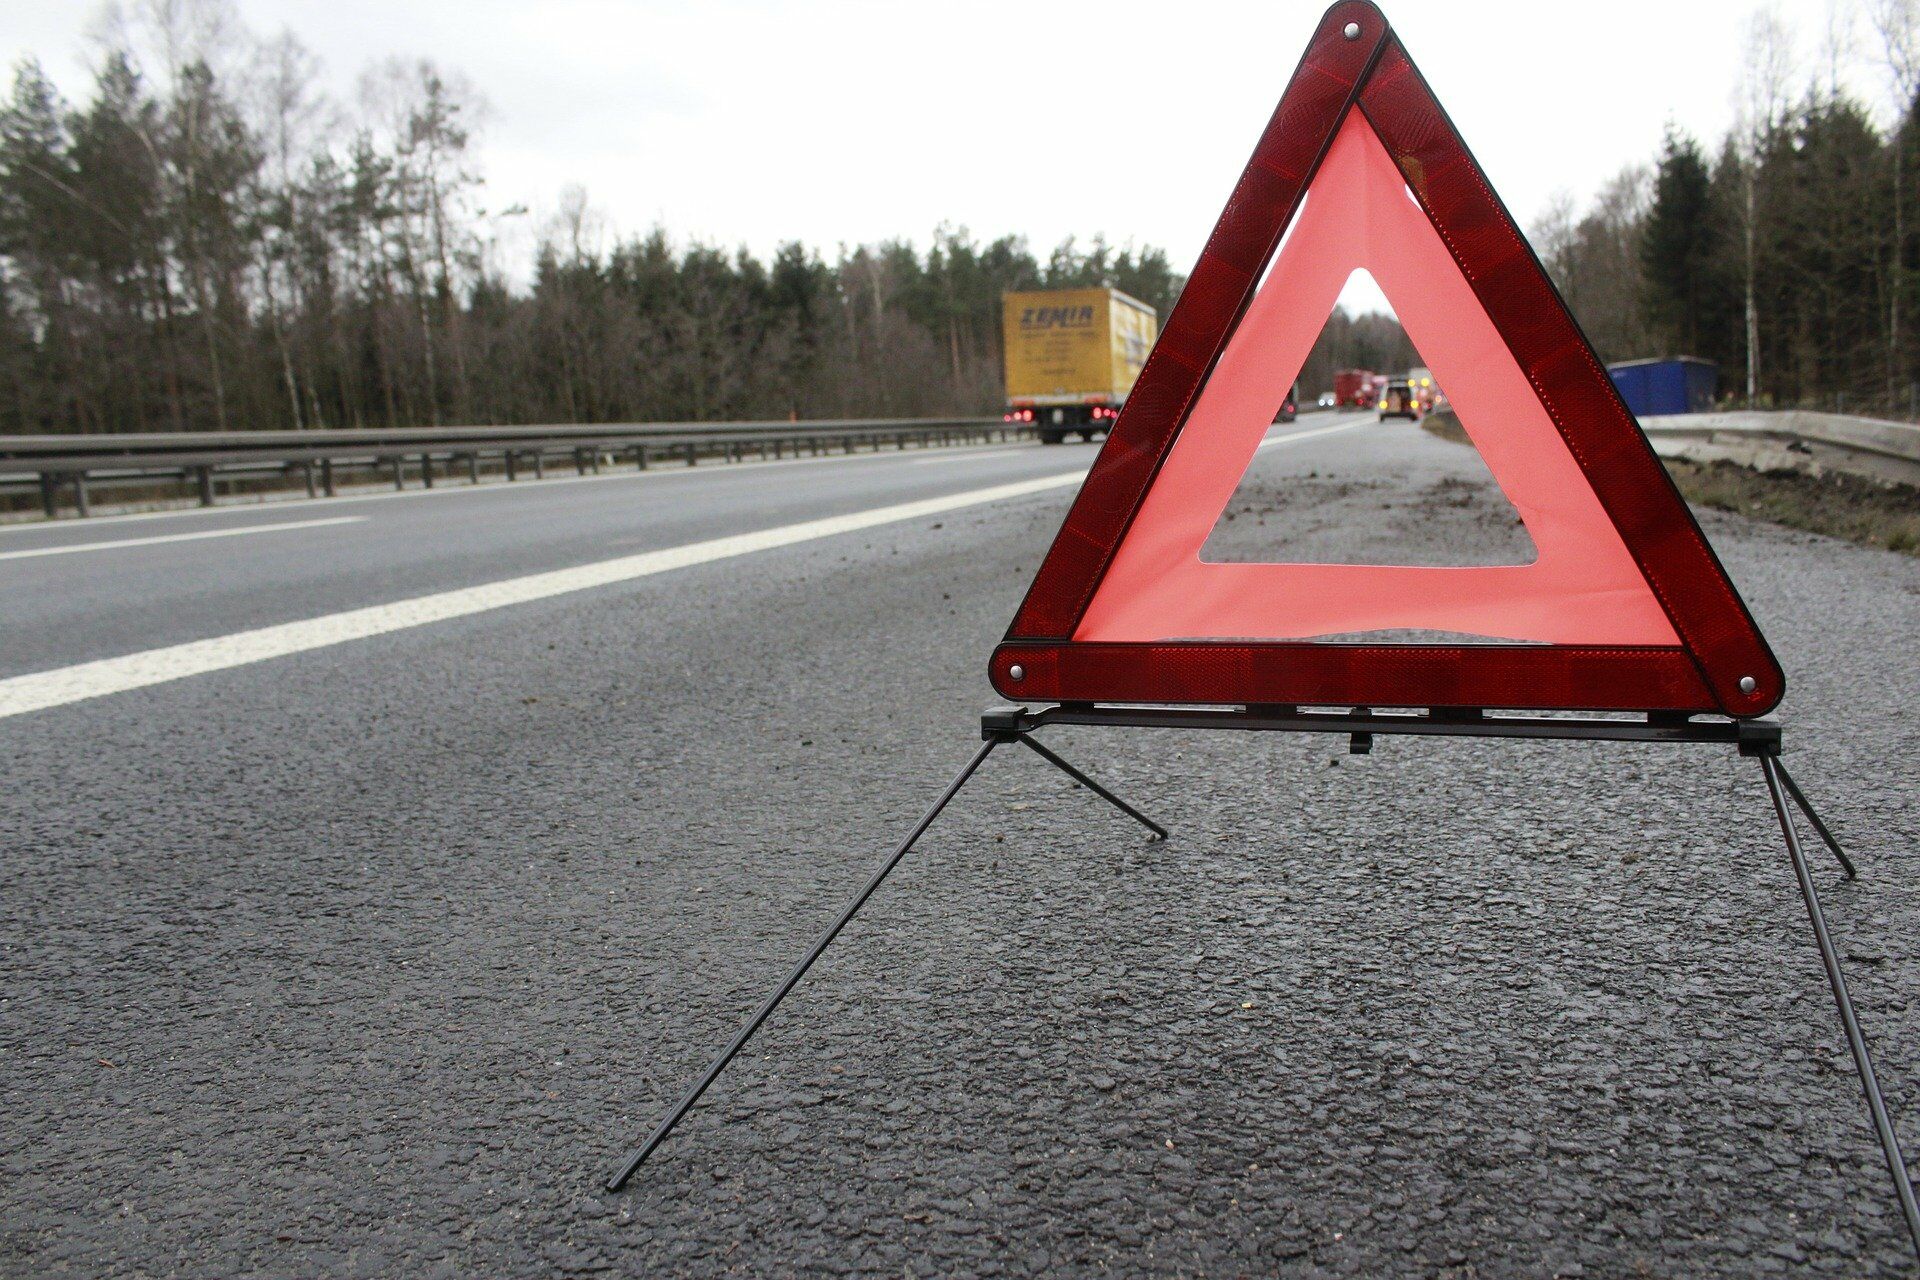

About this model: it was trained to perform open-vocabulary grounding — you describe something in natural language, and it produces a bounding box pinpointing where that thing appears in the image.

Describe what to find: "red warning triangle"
[991,1,1782,717]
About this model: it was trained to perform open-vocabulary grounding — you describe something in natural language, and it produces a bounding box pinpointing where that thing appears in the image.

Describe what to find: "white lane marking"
[0,516,364,562]
[0,472,1088,720]
[0,438,1042,534]
[909,447,1032,465]
[1255,418,1370,450]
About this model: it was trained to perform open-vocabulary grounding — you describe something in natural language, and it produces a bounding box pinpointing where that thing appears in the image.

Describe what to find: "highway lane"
[0,434,1103,680]
[0,412,1364,687]
[4,409,1919,1276]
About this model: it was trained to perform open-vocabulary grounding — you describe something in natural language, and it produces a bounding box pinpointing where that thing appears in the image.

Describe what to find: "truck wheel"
[1039,430,1065,445]
[1078,429,1095,443]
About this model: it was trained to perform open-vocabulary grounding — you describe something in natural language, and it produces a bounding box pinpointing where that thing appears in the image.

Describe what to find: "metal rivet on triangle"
[1343,21,1361,38]
[1739,675,1757,694]
[1009,665,1026,681]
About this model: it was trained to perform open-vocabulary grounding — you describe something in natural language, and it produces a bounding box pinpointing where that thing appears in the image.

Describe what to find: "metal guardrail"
[1638,410,1920,488]
[0,417,1025,518]
[1423,406,1920,489]
[13,408,1909,522]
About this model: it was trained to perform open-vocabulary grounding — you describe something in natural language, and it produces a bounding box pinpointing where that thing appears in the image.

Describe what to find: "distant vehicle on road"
[1333,368,1377,409]
[1378,379,1421,421]
[1317,391,1337,408]
[1002,288,1159,444]
[1406,366,1438,413]
[1274,383,1299,423]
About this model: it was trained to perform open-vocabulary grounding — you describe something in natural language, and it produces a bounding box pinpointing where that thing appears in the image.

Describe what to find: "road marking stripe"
[0,414,1370,720]
[0,473,1087,719]
[909,447,1029,465]
[1256,418,1368,450]
[0,516,364,562]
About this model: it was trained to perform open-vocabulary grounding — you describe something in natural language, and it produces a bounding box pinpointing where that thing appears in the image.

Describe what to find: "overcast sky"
[1,0,1886,316]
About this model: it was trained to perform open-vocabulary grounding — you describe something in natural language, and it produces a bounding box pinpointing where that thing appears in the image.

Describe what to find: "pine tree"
[1641,126,1723,356]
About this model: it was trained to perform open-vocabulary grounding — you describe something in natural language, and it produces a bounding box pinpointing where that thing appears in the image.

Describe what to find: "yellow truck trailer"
[1001,287,1159,443]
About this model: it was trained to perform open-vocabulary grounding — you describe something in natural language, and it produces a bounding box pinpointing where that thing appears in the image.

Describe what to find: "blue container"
[1607,357,1717,417]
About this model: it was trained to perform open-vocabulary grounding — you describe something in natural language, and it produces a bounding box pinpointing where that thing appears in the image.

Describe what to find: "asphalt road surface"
[4,410,1919,1276]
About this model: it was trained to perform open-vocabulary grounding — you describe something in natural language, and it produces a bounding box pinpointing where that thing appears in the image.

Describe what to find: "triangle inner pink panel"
[1073,112,1678,647]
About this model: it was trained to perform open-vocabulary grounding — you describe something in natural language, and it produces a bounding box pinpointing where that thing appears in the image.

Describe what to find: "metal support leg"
[1773,759,1857,879]
[605,738,1003,1191]
[1015,735,1168,841]
[1761,754,1920,1263]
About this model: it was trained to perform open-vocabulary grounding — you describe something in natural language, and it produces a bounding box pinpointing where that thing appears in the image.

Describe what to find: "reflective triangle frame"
[990,0,1784,718]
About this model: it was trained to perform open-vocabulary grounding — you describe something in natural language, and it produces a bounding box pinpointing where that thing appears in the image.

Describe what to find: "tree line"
[0,3,1181,435]
[7,2,1919,435]
[1535,4,1920,417]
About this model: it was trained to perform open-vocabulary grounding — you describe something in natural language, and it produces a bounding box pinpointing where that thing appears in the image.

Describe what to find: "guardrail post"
[421,454,434,489]
[38,473,57,519]
[534,451,545,479]
[505,450,517,481]
[637,446,649,471]
[685,443,697,467]
[468,453,480,484]
[322,457,336,496]
[74,472,91,517]
[303,463,317,498]
[197,466,215,507]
